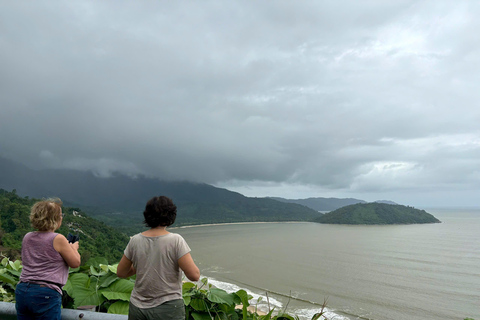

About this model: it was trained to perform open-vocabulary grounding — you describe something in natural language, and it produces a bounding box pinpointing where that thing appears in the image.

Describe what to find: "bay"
[174,208,480,320]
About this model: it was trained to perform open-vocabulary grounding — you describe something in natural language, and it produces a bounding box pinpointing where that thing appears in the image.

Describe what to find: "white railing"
[0,302,128,320]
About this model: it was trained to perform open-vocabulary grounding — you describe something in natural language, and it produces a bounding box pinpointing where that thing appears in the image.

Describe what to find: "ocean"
[174,208,480,320]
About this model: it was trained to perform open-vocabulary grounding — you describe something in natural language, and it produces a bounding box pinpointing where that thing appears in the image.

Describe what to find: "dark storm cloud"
[1,1,479,206]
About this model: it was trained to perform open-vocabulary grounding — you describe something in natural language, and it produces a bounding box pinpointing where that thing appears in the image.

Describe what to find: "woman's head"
[143,196,177,228]
[30,198,63,231]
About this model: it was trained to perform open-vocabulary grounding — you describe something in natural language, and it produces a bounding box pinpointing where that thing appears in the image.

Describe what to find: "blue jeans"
[15,282,62,320]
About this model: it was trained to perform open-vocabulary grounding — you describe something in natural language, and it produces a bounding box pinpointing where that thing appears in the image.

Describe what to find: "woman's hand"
[70,241,79,251]
[53,234,81,268]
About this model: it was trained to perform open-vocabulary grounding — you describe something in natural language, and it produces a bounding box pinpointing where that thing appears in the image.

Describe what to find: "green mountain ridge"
[1,157,426,234]
[270,197,399,212]
[315,203,441,225]
[0,189,129,263]
[0,157,322,234]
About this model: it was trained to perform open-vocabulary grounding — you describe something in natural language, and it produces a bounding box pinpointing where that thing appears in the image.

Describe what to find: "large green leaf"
[65,273,105,308]
[64,273,88,297]
[85,257,108,268]
[0,273,17,287]
[213,312,229,320]
[183,281,196,293]
[234,290,250,320]
[8,260,22,271]
[207,288,236,306]
[90,265,108,277]
[190,298,209,311]
[234,290,250,307]
[5,268,21,278]
[101,279,134,302]
[217,303,235,314]
[107,300,130,315]
[107,264,118,274]
[69,267,80,273]
[98,273,119,288]
[63,278,74,295]
[191,311,214,320]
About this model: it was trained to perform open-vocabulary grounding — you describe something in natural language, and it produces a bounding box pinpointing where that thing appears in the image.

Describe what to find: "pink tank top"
[20,232,69,294]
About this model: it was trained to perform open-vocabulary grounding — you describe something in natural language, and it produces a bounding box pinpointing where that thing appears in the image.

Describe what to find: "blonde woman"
[15,198,81,320]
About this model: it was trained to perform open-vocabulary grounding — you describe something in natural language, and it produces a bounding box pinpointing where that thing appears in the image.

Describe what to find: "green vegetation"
[102,198,323,235]
[0,189,329,318]
[0,189,130,263]
[0,189,469,319]
[0,190,33,257]
[315,203,441,225]
[0,256,327,319]
[0,158,323,234]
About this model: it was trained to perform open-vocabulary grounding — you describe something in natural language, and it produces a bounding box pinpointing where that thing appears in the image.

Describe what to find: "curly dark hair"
[143,196,177,228]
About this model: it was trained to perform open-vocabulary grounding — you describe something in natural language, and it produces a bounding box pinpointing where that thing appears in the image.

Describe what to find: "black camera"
[67,233,80,244]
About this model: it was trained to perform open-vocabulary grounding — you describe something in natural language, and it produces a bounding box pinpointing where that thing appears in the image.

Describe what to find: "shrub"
[0,256,328,319]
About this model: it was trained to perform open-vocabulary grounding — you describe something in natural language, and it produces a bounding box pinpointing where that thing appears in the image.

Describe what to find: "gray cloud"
[1,1,479,207]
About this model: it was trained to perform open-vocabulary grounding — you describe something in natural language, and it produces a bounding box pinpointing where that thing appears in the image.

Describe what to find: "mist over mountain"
[373,200,398,205]
[270,197,367,212]
[0,157,323,233]
[270,197,399,212]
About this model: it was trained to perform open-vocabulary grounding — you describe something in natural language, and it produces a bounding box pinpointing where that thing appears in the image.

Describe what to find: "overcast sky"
[1,1,479,207]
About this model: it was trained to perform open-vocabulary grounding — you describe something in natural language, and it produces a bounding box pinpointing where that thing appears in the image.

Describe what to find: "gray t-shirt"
[124,232,191,308]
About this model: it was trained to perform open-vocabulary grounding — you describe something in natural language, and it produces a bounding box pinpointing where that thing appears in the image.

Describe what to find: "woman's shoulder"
[167,232,184,239]
[167,233,188,245]
[25,231,57,239]
[129,233,144,240]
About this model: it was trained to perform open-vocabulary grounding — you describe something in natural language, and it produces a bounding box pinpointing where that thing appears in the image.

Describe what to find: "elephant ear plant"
[62,257,134,314]
[182,278,246,320]
[0,256,21,302]
[181,278,329,320]
[1,256,332,319]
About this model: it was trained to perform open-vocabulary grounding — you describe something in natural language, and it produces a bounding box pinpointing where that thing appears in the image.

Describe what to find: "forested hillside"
[0,157,323,234]
[0,189,129,263]
[315,203,441,225]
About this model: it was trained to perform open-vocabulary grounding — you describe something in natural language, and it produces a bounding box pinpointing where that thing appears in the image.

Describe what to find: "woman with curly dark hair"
[117,196,200,320]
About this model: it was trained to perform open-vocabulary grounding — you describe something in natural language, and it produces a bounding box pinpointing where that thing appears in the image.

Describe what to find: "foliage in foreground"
[0,256,328,320]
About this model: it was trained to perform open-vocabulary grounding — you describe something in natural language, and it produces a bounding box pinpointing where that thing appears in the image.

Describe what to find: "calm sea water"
[174,208,480,320]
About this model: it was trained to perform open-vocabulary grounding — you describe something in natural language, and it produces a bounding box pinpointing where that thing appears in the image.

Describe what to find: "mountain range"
[0,156,393,233]
[270,197,397,211]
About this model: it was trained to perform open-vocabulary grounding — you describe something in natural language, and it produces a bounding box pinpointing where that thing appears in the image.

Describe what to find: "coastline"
[171,221,308,229]
[173,222,361,320]
[174,221,347,320]
[174,212,480,320]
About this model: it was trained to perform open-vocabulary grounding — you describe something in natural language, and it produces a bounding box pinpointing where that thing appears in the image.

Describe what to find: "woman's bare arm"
[117,254,136,278]
[178,253,200,281]
[53,234,81,268]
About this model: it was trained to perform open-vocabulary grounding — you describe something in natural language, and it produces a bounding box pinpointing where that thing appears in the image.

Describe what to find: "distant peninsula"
[314,203,441,225]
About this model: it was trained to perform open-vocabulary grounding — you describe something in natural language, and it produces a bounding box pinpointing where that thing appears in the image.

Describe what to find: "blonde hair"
[30,198,63,231]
